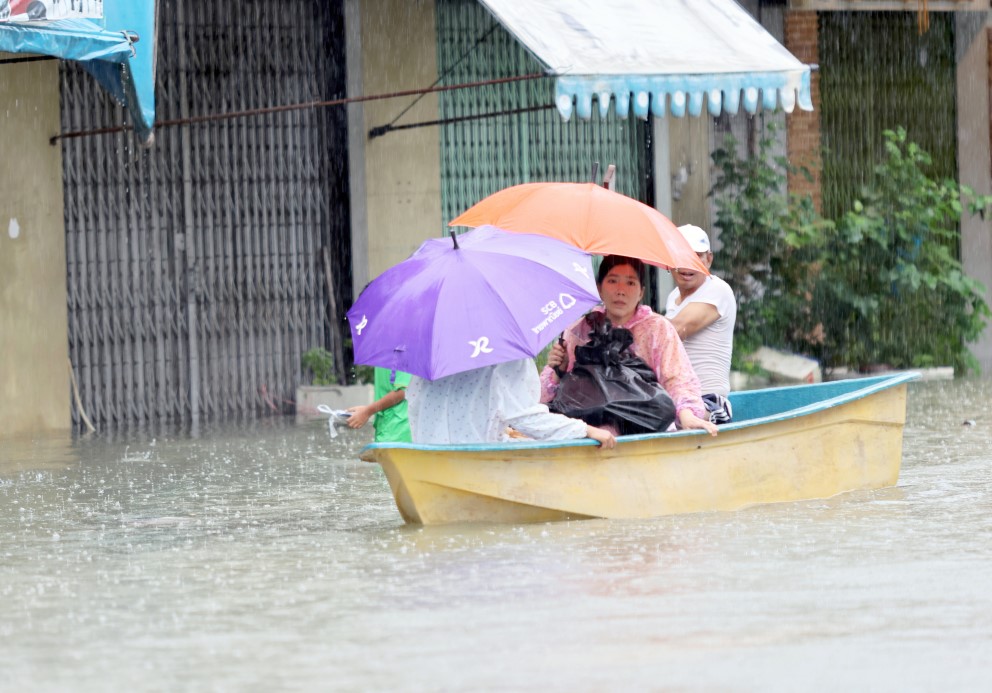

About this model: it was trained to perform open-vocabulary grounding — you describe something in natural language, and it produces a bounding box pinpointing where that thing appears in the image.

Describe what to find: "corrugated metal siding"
[61,0,351,431]
[436,0,652,224]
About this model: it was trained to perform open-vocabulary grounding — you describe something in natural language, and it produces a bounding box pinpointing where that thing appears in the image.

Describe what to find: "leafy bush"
[352,364,374,385]
[709,123,827,368]
[302,347,337,386]
[342,337,374,384]
[812,128,991,373]
[711,126,992,375]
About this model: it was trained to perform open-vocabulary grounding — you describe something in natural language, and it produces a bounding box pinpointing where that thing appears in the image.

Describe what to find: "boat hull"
[360,374,916,525]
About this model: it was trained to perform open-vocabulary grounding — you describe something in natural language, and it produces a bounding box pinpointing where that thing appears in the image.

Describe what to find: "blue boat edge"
[358,371,922,456]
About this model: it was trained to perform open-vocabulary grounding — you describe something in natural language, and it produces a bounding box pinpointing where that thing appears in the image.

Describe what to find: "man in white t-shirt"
[665,224,737,422]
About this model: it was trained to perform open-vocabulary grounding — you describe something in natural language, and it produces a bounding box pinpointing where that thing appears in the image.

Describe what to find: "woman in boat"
[406,358,616,449]
[541,255,718,436]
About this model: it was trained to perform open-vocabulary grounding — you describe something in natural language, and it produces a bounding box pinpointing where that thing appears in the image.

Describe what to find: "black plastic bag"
[549,313,676,435]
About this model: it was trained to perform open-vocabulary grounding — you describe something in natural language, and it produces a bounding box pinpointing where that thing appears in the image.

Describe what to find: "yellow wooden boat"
[359,372,920,525]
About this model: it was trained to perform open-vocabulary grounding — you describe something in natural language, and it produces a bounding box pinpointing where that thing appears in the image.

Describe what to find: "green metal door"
[436,0,652,224]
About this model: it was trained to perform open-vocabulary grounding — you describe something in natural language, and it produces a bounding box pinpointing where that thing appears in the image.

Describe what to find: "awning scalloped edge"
[556,68,813,120]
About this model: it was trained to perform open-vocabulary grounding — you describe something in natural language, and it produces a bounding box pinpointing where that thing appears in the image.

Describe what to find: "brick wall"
[784,10,822,211]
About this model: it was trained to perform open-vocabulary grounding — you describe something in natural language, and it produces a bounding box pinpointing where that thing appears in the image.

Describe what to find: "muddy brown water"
[2,378,990,691]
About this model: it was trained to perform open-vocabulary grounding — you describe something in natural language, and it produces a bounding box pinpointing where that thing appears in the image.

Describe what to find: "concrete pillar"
[0,56,70,438]
[345,0,370,298]
[653,116,674,311]
[956,13,992,373]
[347,0,441,298]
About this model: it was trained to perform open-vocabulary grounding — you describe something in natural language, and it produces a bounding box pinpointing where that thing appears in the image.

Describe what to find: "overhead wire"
[49,72,549,145]
[375,22,501,135]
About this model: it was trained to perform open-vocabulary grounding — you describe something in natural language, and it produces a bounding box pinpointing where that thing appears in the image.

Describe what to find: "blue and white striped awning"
[478,0,813,120]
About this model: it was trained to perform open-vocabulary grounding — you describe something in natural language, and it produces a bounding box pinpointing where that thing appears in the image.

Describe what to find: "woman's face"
[598,264,644,325]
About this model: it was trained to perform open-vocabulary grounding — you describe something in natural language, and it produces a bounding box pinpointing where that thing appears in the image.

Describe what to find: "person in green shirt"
[345,367,412,442]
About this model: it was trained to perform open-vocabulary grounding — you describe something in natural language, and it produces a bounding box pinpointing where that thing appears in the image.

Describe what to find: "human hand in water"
[586,425,617,449]
[678,409,718,437]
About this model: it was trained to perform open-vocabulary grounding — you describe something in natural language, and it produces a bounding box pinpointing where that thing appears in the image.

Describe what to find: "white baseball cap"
[677,224,711,253]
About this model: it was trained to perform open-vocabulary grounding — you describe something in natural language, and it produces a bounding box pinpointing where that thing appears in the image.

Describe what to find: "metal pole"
[177,0,200,429]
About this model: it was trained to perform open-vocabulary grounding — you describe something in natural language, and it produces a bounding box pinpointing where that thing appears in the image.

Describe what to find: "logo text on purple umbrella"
[531,294,578,335]
[354,315,368,335]
[469,337,494,358]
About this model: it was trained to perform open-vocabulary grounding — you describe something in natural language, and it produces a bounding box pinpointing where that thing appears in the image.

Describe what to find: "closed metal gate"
[60,0,351,430]
[436,0,652,224]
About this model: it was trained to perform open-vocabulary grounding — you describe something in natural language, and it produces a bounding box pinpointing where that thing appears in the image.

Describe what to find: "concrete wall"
[346,0,441,297]
[0,57,70,438]
[668,115,712,232]
[956,14,992,373]
[664,113,711,312]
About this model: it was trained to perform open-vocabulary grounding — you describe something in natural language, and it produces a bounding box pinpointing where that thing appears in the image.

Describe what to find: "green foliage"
[811,128,992,373]
[342,337,374,385]
[352,364,374,385]
[711,125,992,375]
[302,347,337,386]
[710,122,827,367]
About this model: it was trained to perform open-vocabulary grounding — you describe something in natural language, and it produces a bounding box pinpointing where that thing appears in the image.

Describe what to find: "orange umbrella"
[449,182,708,274]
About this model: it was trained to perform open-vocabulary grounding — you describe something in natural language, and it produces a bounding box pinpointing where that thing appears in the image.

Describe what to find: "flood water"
[2,378,990,692]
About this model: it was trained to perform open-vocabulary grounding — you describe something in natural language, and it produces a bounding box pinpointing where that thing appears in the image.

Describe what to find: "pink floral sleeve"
[631,314,707,420]
[539,366,560,403]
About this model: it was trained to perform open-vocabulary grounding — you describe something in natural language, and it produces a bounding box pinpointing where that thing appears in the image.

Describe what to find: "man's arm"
[668,302,719,340]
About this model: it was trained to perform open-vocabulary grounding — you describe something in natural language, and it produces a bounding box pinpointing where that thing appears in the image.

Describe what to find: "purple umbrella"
[347,225,600,381]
